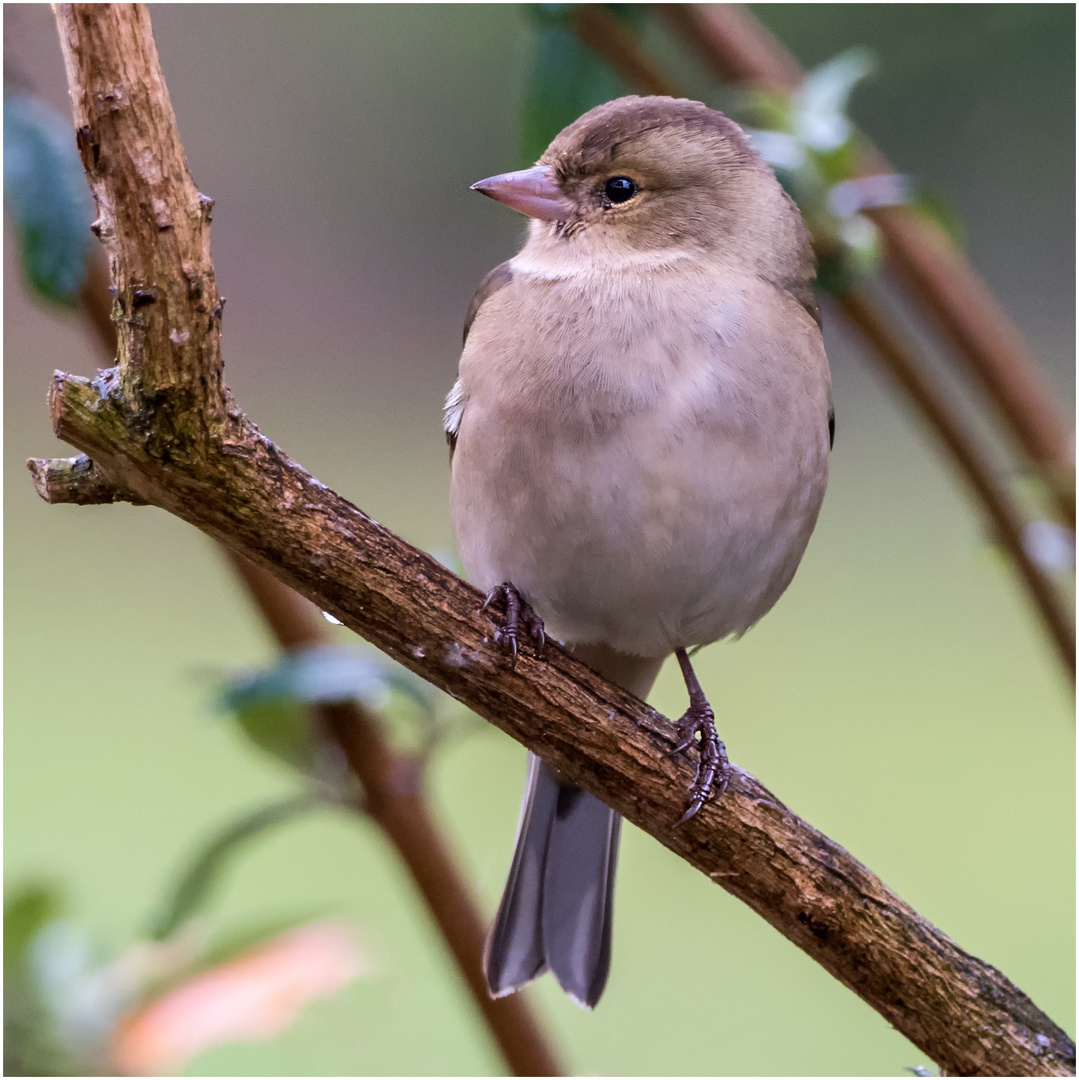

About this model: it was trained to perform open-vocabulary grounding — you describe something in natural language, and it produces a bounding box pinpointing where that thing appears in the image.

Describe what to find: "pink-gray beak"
[471,165,574,222]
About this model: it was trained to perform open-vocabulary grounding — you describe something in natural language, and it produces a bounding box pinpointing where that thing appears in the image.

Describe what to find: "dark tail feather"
[542,781,620,1008]
[483,754,619,1009]
[484,645,662,1009]
[483,754,558,996]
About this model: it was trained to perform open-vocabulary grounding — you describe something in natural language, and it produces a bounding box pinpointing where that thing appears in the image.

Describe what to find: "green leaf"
[149,797,315,941]
[221,646,382,771]
[3,884,80,1078]
[3,95,94,306]
[813,138,862,186]
[520,8,625,166]
[221,645,438,771]
[232,697,322,773]
[4,883,65,976]
[222,646,395,711]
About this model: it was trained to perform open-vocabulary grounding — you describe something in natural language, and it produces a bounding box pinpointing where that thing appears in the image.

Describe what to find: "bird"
[444,95,832,1010]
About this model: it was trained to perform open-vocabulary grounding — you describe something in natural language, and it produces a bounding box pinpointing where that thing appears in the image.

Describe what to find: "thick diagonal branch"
[38,369,1076,1078]
[35,5,1074,1077]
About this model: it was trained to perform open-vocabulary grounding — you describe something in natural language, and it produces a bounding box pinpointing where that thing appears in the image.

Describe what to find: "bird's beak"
[471,165,574,222]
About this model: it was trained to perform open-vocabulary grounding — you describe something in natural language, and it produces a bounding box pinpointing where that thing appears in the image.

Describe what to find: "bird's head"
[471,95,812,278]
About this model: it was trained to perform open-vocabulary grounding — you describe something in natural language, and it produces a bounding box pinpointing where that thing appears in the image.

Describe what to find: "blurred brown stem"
[659,2,1076,523]
[29,4,1074,1076]
[838,291,1075,678]
[572,3,1074,680]
[225,553,564,1078]
[569,5,681,96]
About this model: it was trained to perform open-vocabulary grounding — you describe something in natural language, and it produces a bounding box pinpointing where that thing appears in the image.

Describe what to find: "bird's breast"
[450,268,830,655]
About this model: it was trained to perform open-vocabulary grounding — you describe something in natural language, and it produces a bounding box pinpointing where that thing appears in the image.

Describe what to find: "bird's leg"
[669,648,731,825]
[480,582,546,666]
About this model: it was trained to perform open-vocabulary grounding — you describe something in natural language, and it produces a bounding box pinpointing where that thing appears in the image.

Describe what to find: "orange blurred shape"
[110,920,364,1075]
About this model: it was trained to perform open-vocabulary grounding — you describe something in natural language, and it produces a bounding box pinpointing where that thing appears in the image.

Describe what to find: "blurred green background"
[5,4,1074,1075]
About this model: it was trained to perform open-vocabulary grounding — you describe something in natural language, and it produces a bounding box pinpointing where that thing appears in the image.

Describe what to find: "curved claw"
[665,734,696,757]
[670,705,730,826]
[494,624,519,666]
[480,582,545,667]
[675,796,706,827]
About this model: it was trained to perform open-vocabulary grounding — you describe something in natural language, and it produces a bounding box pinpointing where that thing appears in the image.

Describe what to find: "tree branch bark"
[33,5,1073,1076]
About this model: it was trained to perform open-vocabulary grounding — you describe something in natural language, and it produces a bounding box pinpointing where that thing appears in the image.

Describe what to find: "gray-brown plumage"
[446,96,832,1008]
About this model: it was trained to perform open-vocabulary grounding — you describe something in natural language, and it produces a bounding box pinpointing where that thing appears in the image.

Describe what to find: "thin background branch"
[661,4,1076,520]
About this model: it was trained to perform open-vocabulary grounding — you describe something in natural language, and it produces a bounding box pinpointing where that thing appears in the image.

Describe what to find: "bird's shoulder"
[446,260,516,462]
[462,260,515,346]
[751,275,832,451]
[769,273,821,331]
[447,260,832,456]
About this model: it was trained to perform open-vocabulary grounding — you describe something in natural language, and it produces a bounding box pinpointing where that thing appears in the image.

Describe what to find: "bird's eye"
[604,176,638,204]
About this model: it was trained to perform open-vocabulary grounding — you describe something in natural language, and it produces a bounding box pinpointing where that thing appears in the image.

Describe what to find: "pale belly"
[450,385,828,658]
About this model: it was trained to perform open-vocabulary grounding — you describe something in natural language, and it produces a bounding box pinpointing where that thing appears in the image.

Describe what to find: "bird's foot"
[480,582,545,666]
[668,700,731,826]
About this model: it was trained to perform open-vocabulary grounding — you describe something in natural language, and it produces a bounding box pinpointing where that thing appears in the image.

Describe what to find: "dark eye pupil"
[605,176,637,203]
